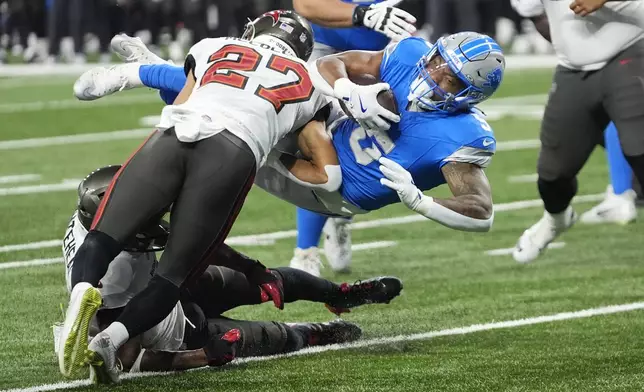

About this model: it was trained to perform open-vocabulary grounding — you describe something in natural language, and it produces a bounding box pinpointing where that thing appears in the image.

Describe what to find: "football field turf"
[1,68,643,392]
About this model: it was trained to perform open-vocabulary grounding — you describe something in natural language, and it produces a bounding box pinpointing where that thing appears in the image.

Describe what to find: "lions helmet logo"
[483,67,503,91]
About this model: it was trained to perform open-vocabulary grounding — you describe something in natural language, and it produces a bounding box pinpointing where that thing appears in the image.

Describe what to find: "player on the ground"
[290,0,417,274]
[60,165,402,380]
[59,10,343,383]
[74,32,505,279]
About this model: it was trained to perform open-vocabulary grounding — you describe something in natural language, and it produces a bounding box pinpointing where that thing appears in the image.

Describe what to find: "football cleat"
[58,282,102,378]
[294,320,362,346]
[323,217,352,273]
[580,186,637,225]
[73,64,141,101]
[326,276,403,315]
[513,206,576,264]
[289,247,323,277]
[110,34,167,65]
[87,331,121,384]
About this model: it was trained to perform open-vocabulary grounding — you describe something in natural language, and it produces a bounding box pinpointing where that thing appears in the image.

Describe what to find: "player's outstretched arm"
[294,0,416,39]
[379,158,493,232]
[272,119,342,192]
[511,0,550,41]
[171,70,197,105]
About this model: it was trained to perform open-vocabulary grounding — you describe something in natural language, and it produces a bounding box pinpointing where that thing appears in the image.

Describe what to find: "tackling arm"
[172,70,197,105]
[274,119,342,192]
[293,0,357,27]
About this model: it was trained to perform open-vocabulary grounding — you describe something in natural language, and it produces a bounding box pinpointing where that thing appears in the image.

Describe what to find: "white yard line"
[485,242,565,257]
[0,240,62,253]
[4,301,643,392]
[0,194,603,265]
[507,174,539,183]
[0,179,81,196]
[0,94,159,114]
[0,174,41,184]
[496,139,540,151]
[0,242,396,270]
[0,257,63,270]
[0,129,150,150]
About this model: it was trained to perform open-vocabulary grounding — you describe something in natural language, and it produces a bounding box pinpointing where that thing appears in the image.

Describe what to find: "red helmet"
[242,10,314,62]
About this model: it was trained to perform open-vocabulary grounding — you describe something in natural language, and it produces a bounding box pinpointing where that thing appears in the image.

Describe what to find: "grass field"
[1,68,643,392]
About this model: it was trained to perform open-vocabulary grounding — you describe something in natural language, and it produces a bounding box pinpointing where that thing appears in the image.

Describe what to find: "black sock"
[538,177,577,214]
[116,275,180,338]
[626,153,644,193]
[274,267,341,304]
[283,323,307,352]
[70,230,122,287]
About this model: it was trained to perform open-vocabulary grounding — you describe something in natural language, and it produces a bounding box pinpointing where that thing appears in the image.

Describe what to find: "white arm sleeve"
[412,195,494,232]
[266,151,342,192]
[306,60,337,98]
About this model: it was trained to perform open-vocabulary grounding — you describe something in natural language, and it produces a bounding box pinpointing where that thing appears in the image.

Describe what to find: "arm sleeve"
[441,136,496,169]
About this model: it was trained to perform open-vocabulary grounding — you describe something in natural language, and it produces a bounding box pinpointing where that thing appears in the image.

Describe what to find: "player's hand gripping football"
[246,266,285,310]
[355,0,417,41]
[378,157,424,211]
[334,80,400,132]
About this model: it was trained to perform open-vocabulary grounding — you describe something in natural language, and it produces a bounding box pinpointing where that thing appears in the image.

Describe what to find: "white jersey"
[512,0,644,71]
[157,37,328,166]
[62,213,185,351]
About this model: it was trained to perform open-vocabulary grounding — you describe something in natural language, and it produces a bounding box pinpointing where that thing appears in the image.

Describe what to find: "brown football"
[338,74,398,120]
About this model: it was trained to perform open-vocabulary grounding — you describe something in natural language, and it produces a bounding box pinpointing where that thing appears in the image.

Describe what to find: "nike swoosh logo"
[359,96,367,113]
[482,139,494,147]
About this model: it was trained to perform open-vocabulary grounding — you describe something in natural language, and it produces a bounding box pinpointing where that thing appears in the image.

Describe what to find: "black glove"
[246,265,284,310]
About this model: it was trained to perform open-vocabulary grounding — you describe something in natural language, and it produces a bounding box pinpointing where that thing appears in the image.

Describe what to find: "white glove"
[357,0,417,42]
[378,157,424,210]
[510,0,545,17]
[334,78,400,132]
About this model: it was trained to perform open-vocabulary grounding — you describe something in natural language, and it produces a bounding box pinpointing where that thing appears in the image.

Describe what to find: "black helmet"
[77,165,169,252]
[242,10,314,62]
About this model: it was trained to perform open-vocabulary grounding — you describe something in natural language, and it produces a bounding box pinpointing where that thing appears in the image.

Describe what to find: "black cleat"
[294,320,362,346]
[326,276,403,316]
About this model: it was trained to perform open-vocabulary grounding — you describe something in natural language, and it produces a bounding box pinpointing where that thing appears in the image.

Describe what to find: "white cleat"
[289,247,323,277]
[513,206,576,264]
[58,282,102,378]
[323,217,352,273]
[110,33,167,64]
[87,331,121,384]
[73,64,141,101]
[580,186,637,225]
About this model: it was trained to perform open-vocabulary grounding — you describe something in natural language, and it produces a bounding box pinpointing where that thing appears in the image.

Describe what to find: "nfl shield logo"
[299,32,307,43]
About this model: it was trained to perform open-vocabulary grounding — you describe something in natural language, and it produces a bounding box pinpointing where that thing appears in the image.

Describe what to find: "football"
[338,73,398,120]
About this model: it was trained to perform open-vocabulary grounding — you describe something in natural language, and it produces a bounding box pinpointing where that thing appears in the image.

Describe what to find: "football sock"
[70,230,122,288]
[139,64,186,104]
[295,208,327,249]
[274,267,340,303]
[625,153,644,191]
[101,322,129,350]
[538,176,577,214]
[116,274,181,339]
[605,122,633,195]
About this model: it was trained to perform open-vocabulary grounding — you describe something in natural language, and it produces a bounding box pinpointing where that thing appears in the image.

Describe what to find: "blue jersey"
[310,0,390,51]
[332,37,496,211]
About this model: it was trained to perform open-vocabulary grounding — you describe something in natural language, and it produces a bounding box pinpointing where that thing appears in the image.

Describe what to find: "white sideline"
[0,129,150,150]
[0,174,41,184]
[4,301,644,392]
[507,174,539,183]
[0,180,81,196]
[0,194,603,263]
[0,242,396,270]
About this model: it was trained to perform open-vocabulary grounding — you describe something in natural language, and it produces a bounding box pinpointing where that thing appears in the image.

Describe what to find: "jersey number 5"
[201,44,314,113]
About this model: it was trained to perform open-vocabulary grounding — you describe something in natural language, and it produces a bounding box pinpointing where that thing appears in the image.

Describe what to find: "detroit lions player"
[291,0,417,276]
[73,32,504,278]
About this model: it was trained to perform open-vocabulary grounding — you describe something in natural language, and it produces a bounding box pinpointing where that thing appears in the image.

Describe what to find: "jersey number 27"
[201,44,314,113]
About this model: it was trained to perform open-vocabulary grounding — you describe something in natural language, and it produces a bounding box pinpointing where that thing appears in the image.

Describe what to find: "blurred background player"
[289,0,417,276]
[61,165,401,381]
[510,0,644,263]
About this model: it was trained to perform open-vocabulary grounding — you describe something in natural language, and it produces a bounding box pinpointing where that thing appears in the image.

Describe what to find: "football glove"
[334,78,400,132]
[378,157,424,211]
[353,0,417,41]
